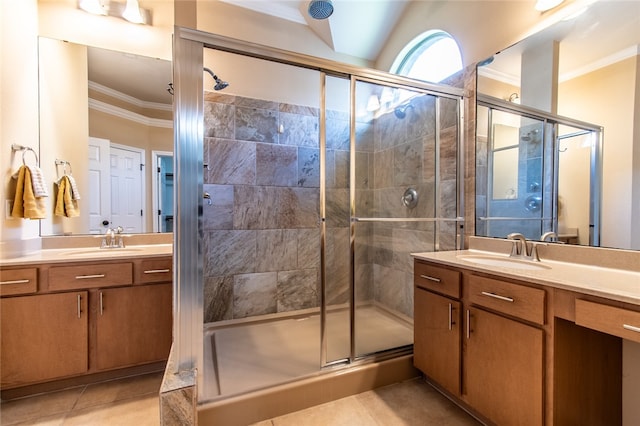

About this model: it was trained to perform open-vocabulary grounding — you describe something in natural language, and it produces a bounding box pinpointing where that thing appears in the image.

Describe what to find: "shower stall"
[171,28,464,408]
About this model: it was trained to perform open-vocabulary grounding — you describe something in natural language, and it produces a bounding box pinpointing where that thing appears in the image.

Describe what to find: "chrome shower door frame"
[172,26,465,400]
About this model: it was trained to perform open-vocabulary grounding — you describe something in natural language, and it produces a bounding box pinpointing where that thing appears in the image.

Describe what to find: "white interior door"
[110,145,144,233]
[88,137,111,234]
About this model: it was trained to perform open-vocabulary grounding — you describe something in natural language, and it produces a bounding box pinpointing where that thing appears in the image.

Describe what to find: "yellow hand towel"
[12,166,47,219]
[55,176,80,217]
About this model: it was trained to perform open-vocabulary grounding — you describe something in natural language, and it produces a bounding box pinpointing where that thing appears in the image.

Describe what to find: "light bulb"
[122,0,144,23]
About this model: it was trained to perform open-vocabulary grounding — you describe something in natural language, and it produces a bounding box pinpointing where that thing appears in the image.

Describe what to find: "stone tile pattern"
[203,92,323,322]
[203,90,460,322]
[364,91,461,318]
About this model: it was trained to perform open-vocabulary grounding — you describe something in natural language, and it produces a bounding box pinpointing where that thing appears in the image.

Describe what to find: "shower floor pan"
[202,304,413,400]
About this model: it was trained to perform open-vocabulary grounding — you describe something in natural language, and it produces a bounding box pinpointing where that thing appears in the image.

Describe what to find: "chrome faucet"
[507,232,545,262]
[507,232,528,258]
[100,226,125,249]
[101,227,115,249]
[114,226,125,248]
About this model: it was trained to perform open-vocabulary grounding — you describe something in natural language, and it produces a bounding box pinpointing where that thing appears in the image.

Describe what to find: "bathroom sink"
[62,247,143,256]
[456,254,551,270]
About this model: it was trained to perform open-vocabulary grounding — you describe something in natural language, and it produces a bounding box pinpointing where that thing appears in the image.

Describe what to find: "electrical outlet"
[6,200,14,219]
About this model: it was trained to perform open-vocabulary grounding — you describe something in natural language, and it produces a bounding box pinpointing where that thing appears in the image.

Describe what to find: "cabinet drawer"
[467,275,545,325]
[0,268,38,296]
[136,258,172,284]
[49,263,133,291]
[415,260,460,298]
[575,299,640,344]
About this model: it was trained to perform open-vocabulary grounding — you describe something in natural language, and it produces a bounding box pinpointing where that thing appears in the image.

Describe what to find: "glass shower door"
[322,75,352,365]
[351,79,461,359]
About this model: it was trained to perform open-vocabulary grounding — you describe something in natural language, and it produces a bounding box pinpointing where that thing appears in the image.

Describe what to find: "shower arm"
[203,67,217,80]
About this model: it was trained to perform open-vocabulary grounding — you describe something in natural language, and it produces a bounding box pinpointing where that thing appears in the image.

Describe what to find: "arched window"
[391,30,463,83]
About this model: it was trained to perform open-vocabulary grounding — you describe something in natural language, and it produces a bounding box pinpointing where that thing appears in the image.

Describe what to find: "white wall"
[559,57,636,250]
[0,0,41,255]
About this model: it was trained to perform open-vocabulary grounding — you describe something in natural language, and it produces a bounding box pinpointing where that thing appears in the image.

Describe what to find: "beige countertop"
[412,248,640,306]
[0,243,173,267]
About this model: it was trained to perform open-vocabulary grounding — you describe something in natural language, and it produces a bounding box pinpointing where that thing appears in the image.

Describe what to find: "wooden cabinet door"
[1,292,88,387]
[95,283,172,370]
[464,307,543,426]
[414,287,461,396]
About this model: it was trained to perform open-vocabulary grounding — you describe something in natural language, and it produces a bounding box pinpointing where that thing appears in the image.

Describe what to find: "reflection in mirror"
[476,0,639,249]
[491,124,520,201]
[38,37,173,236]
[557,124,593,245]
[476,102,554,242]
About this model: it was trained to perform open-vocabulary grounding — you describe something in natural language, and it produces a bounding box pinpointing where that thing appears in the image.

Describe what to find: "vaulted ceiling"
[218,0,410,61]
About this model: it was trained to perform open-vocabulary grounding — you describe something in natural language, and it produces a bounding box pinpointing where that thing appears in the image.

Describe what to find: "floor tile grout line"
[69,384,89,412]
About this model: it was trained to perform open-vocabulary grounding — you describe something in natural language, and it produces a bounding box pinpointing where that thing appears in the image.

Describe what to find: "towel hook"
[11,144,39,167]
[55,159,72,176]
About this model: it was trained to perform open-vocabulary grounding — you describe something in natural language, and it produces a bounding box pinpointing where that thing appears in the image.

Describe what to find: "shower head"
[204,67,229,91]
[394,103,414,119]
[477,56,494,67]
[308,0,334,19]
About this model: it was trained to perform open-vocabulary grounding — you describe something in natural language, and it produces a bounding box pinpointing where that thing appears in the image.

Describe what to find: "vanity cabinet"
[464,274,545,426]
[464,306,543,426]
[1,291,89,387]
[414,261,462,396]
[96,283,172,370]
[0,256,172,393]
[414,259,545,425]
[414,288,461,396]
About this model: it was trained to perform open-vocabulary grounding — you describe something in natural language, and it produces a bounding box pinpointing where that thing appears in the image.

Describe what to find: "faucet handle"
[529,242,547,262]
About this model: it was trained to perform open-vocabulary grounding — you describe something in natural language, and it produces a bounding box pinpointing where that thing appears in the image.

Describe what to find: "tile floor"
[1,372,481,426]
[252,378,481,426]
[0,371,163,426]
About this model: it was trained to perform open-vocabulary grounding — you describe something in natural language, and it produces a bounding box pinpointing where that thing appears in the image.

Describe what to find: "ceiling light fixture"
[535,0,564,12]
[79,0,107,15]
[77,0,151,25]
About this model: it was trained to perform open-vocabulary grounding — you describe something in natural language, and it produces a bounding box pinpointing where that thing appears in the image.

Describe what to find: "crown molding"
[479,45,640,86]
[88,81,173,112]
[559,44,640,82]
[89,98,173,128]
[477,67,520,87]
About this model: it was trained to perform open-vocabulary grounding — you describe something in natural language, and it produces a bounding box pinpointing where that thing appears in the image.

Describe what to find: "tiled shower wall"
[364,94,460,319]
[202,90,459,323]
[203,92,321,322]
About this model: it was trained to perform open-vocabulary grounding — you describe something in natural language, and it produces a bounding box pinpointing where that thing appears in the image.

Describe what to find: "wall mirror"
[38,37,173,237]
[476,0,640,250]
